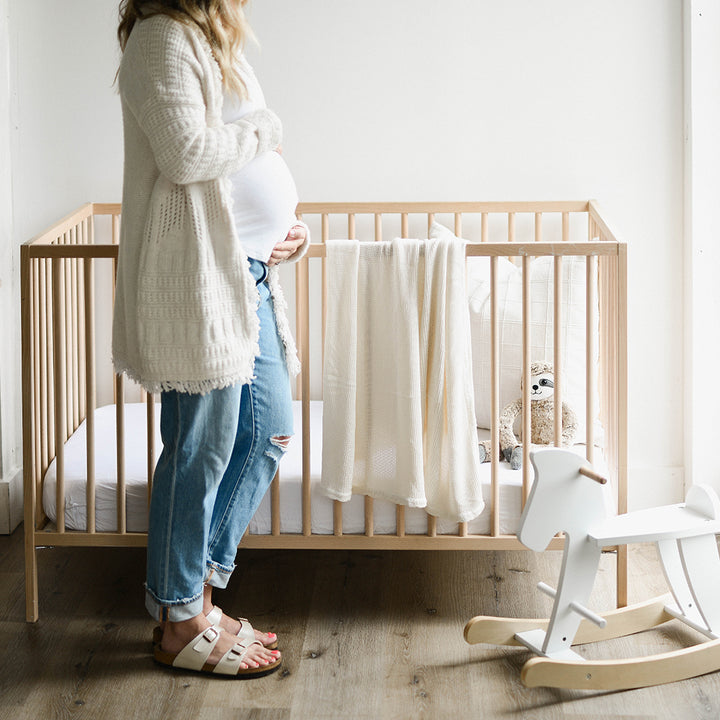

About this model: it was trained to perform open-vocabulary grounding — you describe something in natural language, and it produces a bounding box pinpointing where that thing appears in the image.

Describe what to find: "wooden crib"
[21,200,627,622]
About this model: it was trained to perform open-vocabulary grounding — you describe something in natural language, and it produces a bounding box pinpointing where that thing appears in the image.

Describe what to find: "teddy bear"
[477,361,578,470]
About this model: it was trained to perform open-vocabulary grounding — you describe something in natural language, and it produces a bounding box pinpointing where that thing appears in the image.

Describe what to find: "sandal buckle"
[202,627,220,643]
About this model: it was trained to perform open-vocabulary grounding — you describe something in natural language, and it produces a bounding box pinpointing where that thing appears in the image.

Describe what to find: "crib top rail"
[21,199,623,257]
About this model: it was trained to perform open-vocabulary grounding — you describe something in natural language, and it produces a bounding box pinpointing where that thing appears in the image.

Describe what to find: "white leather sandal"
[153,626,281,677]
[205,605,279,650]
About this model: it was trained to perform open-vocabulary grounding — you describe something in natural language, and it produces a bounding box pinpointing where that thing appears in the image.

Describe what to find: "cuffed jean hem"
[144,585,205,623]
[205,561,235,590]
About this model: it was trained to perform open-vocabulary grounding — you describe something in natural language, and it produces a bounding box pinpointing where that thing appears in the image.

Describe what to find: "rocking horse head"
[518,449,612,552]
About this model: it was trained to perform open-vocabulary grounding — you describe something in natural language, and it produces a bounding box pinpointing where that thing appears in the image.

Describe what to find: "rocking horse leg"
[678,532,720,636]
[515,539,602,658]
[657,537,707,630]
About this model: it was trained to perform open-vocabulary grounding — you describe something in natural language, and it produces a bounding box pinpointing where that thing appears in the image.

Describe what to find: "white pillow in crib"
[429,221,601,445]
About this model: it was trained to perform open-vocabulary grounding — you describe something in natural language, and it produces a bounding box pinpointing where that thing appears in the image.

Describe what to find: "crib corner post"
[21,243,40,623]
[616,544,629,608]
[24,528,39,622]
[22,463,40,622]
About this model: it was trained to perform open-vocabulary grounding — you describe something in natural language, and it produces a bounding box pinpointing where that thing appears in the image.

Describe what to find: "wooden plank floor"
[2,528,719,719]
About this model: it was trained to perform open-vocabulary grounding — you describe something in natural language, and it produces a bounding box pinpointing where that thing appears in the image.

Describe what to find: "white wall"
[10,1,122,242]
[244,0,685,508]
[4,0,685,511]
[0,0,23,531]
[684,1,720,494]
[0,0,13,478]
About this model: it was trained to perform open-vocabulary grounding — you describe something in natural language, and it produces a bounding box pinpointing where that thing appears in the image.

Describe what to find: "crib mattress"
[42,402,604,536]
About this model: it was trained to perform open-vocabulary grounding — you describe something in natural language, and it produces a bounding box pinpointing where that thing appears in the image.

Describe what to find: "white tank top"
[222,55,299,262]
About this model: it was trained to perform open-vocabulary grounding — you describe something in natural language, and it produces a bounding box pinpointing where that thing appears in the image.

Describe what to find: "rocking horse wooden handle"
[578,466,607,485]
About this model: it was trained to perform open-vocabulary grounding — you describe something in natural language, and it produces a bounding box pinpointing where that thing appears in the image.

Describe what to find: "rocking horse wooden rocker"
[464,448,720,690]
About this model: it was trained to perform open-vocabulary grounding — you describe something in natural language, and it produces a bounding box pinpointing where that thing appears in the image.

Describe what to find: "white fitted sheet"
[42,402,605,535]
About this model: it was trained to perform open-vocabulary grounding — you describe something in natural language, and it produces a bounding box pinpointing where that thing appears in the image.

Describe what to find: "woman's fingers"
[267,225,306,265]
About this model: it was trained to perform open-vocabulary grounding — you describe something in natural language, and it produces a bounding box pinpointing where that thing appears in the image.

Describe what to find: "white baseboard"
[0,467,23,534]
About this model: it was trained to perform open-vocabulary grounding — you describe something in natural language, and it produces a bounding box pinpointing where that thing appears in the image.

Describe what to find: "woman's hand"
[267,224,306,266]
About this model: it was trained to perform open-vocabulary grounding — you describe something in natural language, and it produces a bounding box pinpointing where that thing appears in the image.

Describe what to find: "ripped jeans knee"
[266,434,292,463]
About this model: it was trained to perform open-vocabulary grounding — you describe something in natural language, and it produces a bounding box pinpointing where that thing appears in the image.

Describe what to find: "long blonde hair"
[117,0,255,99]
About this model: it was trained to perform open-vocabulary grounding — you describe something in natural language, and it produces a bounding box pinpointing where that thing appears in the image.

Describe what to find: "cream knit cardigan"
[112,15,307,394]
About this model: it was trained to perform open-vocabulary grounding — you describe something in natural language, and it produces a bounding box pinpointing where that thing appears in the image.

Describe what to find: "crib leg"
[616,544,628,607]
[23,463,40,622]
[24,531,39,622]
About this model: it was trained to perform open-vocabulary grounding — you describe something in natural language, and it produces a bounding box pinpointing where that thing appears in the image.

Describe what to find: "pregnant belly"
[229,151,299,260]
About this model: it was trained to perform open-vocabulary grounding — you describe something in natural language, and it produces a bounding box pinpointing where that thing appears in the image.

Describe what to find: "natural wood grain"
[2,529,719,719]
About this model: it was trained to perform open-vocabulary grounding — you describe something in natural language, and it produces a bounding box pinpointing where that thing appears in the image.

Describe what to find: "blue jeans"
[145,259,293,622]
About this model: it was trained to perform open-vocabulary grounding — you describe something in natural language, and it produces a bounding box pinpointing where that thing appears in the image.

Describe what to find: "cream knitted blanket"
[320,238,484,523]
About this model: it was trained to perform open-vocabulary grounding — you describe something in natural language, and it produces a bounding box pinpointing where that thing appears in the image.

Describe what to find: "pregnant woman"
[113,0,309,677]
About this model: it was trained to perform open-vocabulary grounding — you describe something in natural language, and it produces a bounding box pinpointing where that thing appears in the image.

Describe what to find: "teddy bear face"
[530,371,555,401]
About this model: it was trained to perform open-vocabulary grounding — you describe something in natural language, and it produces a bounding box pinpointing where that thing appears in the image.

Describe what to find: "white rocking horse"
[464,448,720,690]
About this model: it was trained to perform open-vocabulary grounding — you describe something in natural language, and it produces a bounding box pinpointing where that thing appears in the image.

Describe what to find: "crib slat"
[586,246,597,464]
[52,259,67,533]
[522,255,532,503]
[333,499,343,536]
[271,472,281,536]
[31,261,41,484]
[374,213,382,242]
[112,214,120,245]
[401,213,409,239]
[297,255,312,536]
[320,213,328,394]
[490,255,500,536]
[146,393,155,500]
[520,211,543,497]
[84,258,96,533]
[365,497,374,537]
[554,256,563,447]
[39,260,49,471]
[69,230,80,432]
[508,212,516,264]
[64,243,73,436]
[77,222,87,422]
[427,514,437,538]
[44,258,55,499]
[553,213,569,446]
[35,259,48,472]
[115,375,126,533]
[396,505,405,537]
